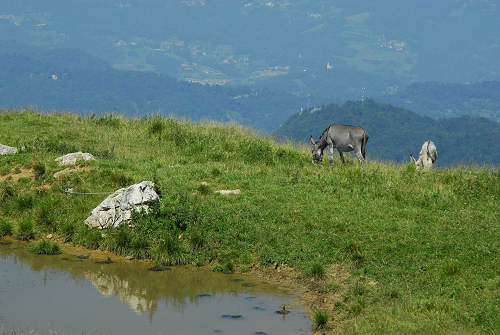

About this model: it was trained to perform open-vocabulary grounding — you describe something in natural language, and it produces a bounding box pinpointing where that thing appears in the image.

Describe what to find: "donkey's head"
[310,136,323,163]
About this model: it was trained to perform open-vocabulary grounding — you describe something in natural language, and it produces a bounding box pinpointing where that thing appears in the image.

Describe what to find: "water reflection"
[0,242,311,335]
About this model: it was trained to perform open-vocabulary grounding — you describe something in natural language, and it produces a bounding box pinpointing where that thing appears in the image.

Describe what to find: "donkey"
[310,124,369,165]
[410,140,437,170]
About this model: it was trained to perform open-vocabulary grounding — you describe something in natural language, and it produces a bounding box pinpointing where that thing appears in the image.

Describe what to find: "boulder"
[85,181,159,229]
[55,152,95,166]
[0,144,18,155]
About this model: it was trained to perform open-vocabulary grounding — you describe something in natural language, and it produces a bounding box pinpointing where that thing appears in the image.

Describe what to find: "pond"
[0,241,311,335]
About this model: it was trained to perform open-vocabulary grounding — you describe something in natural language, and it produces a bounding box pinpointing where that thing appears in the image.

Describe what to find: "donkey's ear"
[310,136,316,145]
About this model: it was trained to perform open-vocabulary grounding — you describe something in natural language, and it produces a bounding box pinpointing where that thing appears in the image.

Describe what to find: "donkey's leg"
[354,144,364,165]
[355,150,364,165]
[339,151,345,164]
[328,145,335,165]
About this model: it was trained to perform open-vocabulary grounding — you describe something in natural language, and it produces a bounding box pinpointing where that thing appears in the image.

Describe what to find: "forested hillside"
[0,48,318,131]
[380,81,500,121]
[275,100,500,166]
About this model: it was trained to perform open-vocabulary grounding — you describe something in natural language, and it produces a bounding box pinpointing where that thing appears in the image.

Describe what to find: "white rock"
[85,181,159,229]
[55,152,95,166]
[53,168,75,179]
[0,144,18,155]
[215,189,241,195]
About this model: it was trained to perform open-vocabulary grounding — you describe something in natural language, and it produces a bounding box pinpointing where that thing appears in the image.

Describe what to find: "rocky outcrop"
[0,144,18,155]
[85,181,159,229]
[55,152,95,166]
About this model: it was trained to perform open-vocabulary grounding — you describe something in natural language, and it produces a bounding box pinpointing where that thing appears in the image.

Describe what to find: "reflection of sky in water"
[0,244,311,335]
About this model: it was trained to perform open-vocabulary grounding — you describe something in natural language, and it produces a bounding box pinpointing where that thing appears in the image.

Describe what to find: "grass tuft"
[314,310,329,329]
[32,162,46,179]
[0,219,13,236]
[28,240,61,255]
[16,219,34,241]
[310,261,326,279]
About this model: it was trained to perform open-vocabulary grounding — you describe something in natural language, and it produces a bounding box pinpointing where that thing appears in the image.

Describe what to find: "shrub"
[310,261,326,279]
[149,116,165,136]
[0,219,13,236]
[314,310,329,329]
[16,219,34,241]
[28,240,61,255]
[224,261,235,273]
[32,162,46,179]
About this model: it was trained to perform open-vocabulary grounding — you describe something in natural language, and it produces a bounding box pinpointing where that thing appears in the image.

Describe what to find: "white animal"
[410,141,437,170]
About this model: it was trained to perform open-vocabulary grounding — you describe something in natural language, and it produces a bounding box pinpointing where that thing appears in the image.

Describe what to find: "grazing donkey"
[310,124,369,165]
[410,140,437,170]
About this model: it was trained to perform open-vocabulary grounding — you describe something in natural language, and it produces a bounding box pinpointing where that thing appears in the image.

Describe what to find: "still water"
[0,242,311,335]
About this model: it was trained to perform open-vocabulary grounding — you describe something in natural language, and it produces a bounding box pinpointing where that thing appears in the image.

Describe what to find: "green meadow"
[0,110,499,334]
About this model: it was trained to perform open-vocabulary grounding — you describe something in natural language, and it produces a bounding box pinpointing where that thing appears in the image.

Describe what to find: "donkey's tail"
[361,131,369,159]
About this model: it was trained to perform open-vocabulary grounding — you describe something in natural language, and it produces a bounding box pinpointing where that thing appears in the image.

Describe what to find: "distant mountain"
[275,100,500,166]
[379,81,500,121]
[0,47,321,131]
[1,1,499,99]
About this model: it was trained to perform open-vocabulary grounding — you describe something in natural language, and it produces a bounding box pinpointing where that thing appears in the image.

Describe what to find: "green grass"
[0,109,499,334]
[314,310,329,330]
[28,240,62,255]
[15,218,34,241]
[0,219,13,236]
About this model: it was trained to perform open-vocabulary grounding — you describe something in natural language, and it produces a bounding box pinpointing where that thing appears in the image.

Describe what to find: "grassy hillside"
[1,110,499,334]
[275,100,500,166]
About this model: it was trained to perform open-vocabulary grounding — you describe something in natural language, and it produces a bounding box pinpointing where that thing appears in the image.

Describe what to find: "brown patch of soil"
[245,263,351,334]
[0,167,34,182]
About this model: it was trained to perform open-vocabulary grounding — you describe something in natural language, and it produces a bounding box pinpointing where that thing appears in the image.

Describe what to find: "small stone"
[221,314,243,319]
[46,234,53,239]
[75,255,89,259]
[215,189,241,195]
[0,144,18,155]
[55,152,95,166]
[201,181,209,186]
[125,255,135,260]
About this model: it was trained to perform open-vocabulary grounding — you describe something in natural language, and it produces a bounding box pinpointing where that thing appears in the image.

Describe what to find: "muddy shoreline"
[2,234,348,334]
